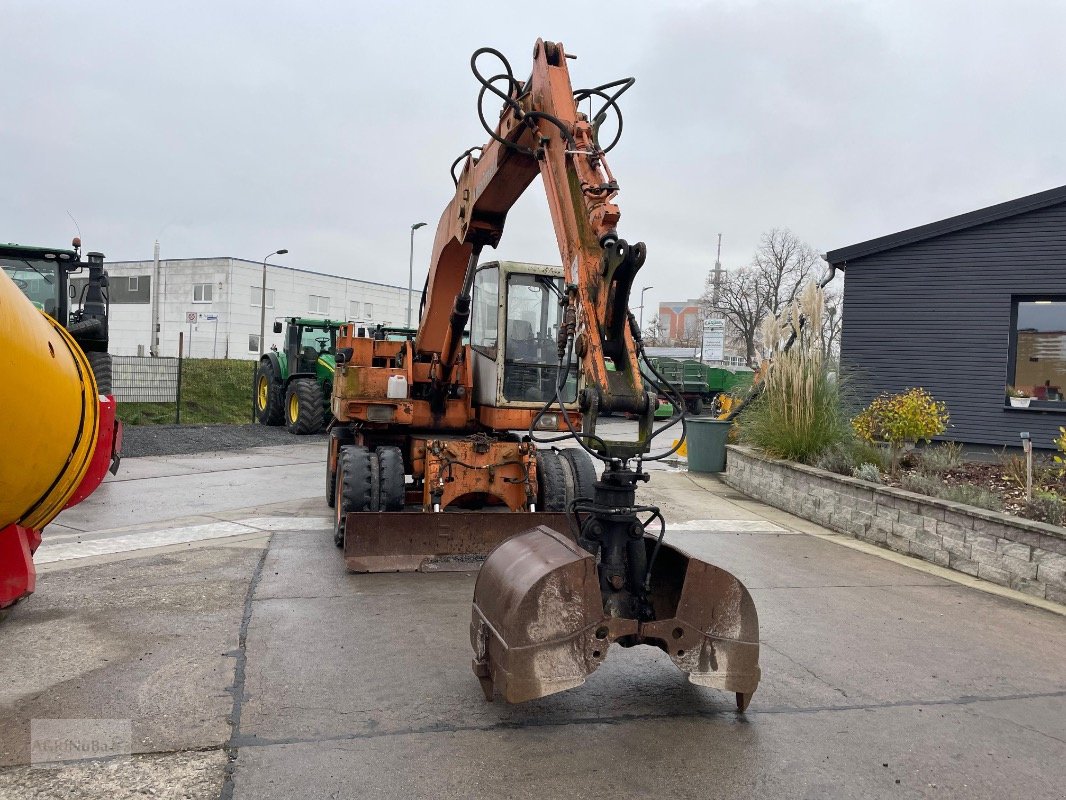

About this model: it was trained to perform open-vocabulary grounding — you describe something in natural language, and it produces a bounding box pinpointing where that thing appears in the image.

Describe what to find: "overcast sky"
[5,1,1065,316]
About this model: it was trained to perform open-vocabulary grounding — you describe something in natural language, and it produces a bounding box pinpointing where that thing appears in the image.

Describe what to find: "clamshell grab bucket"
[470,525,761,708]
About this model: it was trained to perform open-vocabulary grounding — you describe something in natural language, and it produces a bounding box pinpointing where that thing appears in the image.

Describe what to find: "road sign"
[203,313,219,321]
[186,311,197,323]
[702,318,725,362]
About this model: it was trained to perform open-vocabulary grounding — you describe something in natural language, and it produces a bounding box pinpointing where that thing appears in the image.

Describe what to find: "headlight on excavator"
[534,413,559,430]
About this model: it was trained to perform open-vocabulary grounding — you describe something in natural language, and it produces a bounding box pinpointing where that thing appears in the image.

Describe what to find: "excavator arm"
[417,41,654,456]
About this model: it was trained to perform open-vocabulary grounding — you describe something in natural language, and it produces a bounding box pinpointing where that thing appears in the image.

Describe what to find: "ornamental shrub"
[851,463,882,484]
[1052,426,1066,477]
[737,283,852,463]
[852,388,948,470]
[1022,490,1066,526]
[919,442,963,476]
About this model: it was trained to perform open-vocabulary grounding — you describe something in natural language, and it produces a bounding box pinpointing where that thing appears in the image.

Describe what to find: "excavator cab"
[470,261,578,410]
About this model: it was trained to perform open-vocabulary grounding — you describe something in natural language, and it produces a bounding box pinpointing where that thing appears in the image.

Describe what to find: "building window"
[309,294,330,315]
[364,303,373,318]
[193,283,213,303]
[1010,298,1066,404]
[251,287,275,308]
[349,300,360,319]
[249,334,260,352]
[128,276,139,292]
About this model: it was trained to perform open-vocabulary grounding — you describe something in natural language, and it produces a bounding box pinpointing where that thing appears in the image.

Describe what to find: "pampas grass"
[737,283,852,463]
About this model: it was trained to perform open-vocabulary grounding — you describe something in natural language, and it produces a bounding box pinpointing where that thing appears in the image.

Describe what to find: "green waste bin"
[685,418,732,473]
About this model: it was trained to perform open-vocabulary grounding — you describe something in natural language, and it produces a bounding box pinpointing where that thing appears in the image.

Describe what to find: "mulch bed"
[881,457,1064,519]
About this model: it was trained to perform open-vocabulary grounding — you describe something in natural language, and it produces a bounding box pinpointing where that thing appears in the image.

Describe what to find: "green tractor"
[254,317,343,434]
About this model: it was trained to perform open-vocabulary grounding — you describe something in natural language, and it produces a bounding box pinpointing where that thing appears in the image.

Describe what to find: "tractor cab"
[1,240,113,391]
[0,242,86,325]
[272,317,339,378]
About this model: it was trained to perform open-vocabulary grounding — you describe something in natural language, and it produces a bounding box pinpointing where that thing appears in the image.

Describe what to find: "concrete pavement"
[1,434,1064,799]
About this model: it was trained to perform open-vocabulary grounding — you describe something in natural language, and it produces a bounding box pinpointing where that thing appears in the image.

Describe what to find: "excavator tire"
[285,378,324,435]
[326,427,355,509]
[559,448,598,501]
[335,445,375,547]
[534,450,569,512]
[376,446,405,511]
[255,361,284,426]
[86,351,113,396]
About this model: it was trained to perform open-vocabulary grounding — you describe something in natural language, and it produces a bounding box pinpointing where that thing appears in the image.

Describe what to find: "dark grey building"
[826,185,1066,449]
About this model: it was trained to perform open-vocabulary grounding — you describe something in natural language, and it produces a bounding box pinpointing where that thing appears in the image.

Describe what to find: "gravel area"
[121,424,327,458]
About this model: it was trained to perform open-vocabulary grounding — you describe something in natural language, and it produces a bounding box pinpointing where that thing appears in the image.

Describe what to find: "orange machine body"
[330,323,578,512]
[332,39,652,518]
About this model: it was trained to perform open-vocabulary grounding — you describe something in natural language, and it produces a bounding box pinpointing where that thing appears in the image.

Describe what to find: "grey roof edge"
[825,183,1066,267]
[103,256,412,292]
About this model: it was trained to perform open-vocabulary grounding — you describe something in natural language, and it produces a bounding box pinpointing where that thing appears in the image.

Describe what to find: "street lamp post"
[407,222,427,329]
[259,249,288,356]
[638,285,654,332]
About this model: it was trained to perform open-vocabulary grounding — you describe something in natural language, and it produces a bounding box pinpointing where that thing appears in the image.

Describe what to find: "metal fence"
[112,356,181,403]
[112,354,256,426]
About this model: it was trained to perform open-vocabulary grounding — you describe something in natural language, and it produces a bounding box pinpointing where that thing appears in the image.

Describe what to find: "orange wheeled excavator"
[329,40,761,709]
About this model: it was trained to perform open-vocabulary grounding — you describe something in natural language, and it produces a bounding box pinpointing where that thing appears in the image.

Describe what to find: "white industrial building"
[92,257,416,359]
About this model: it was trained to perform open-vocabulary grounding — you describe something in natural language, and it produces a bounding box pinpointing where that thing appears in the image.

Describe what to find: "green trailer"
[644,357,753,415]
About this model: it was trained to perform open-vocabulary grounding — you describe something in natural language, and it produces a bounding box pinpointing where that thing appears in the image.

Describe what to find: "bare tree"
[820,284,843,363]
[643,313,666,346]
[702,228,822,366]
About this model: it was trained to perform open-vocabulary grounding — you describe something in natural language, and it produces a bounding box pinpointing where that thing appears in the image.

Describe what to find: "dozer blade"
[471,526,761,708]
[343,512,572,573]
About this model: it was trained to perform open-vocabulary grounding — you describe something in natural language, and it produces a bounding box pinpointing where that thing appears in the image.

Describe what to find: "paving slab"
[54,460,323,531]
[0,750,227,800]
[231,494,1066,799]
[4,439,1065,799]
[231,702,1065,800]
[0,544,262,767]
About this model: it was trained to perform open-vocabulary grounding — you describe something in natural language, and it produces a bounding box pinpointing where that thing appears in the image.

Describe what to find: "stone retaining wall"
[723,445,1066,605]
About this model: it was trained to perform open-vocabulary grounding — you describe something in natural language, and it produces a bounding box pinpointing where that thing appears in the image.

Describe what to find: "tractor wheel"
[687,397,705,416]
[559,448,598,502]
[254,362,284,426]
[285,378,325,435]
[86,351,113,396]
[326,427,355,509]
[334,445,376,547]
[534,450,570,512]
[376,446,406,511]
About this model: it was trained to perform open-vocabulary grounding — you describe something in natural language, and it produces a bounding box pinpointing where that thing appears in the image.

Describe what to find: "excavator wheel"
[326,427,355,509]
[254,362,284,426]
[376,446,406,511]
[334,445,376,547]
[536,449,598,512]
[534,450,569,511]
[559,448,598,501]
[285,378,325,435]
